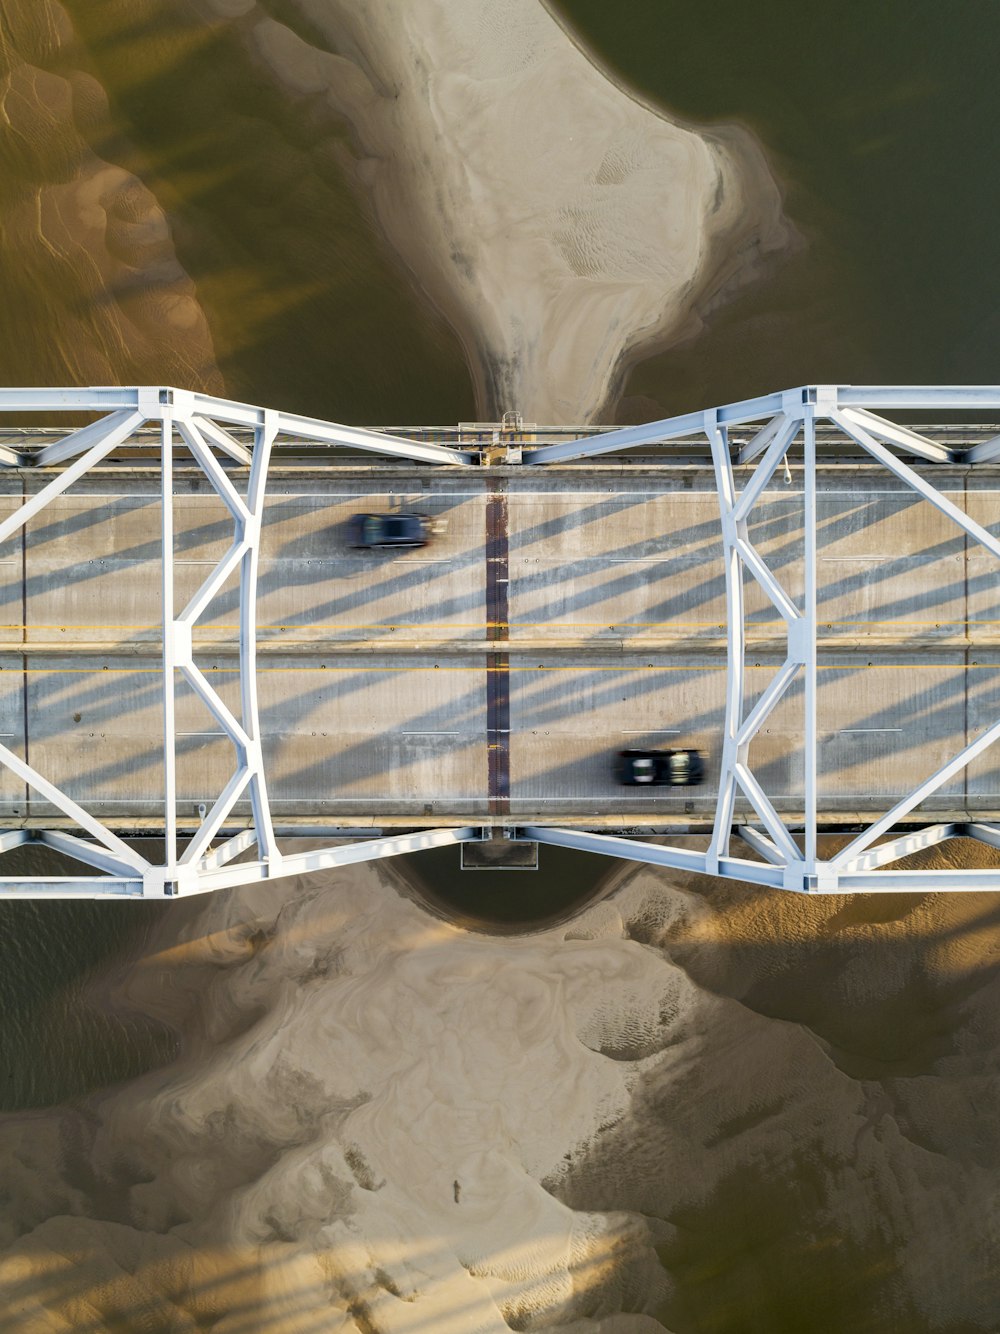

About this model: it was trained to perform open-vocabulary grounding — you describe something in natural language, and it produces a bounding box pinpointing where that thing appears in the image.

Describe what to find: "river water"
[555,0,1000,417]
[0,845,175,1111]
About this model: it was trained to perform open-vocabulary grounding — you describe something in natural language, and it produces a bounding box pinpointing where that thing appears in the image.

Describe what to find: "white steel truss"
[0,387,478,897]
[4,383,1000,896]
[523,384,1000,893]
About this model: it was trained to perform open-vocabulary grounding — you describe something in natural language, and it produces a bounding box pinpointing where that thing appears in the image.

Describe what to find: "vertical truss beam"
[0,400,152,882]
[707,413,744,874]
[241,410,280,864]
[802,406,819,868]
[161,411,178,868]
[167,407,279,882]
[707,404,807,886]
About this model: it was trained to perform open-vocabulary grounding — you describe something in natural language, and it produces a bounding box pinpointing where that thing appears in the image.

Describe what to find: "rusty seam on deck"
[486,479,510,816]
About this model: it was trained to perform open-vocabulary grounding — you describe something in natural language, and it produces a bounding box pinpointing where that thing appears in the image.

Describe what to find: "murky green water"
[555,0,1000,418]
[400,842,619,934]
[0,847,175,1112]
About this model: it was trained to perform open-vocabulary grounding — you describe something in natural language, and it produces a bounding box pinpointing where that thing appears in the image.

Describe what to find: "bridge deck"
[3,454,1000,831]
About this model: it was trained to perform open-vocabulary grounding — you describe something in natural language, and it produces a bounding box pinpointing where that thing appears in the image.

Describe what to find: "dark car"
[351,512,432,549]
[618,748,705,786]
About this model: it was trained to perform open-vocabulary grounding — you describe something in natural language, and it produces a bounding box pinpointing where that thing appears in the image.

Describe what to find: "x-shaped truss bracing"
[521,384,1000,893]
[4,383,1000,896]
[0,387,479,898]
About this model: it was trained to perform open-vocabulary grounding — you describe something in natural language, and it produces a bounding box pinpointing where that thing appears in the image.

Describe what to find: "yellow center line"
[5,619,1000,632]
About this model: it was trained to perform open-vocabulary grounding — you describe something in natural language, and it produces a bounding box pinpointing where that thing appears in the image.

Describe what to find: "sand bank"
[3,850,1000,1329]
[0,861,678,1329]
[210,0,791,423]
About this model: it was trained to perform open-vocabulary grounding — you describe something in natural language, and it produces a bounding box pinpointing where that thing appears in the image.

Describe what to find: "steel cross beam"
[3,383,1000,896]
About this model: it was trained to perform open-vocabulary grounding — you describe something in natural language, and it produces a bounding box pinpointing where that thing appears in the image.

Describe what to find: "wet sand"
[2,845,1000,1330]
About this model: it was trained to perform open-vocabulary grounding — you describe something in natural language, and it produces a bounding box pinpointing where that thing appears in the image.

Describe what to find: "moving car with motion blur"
[350,512,434,549]
[618,748,705,786]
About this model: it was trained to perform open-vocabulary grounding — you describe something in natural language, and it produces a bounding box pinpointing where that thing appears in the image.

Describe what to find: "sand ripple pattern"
[4,855,1000,1329]
[0,0,222,391]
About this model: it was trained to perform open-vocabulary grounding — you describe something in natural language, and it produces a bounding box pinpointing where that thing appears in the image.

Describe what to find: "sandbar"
[229,0,792,423]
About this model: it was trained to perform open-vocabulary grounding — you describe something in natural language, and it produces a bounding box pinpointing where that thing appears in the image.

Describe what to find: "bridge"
[3,384,1000,896]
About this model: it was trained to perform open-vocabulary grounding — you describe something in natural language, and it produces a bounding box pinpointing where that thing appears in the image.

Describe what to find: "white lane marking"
[621,729,680,734]
[501,794,919,801]
[31,487,981,499]
[266,797,484,804]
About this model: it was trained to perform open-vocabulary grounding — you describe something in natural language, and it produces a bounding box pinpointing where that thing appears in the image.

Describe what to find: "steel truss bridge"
[4,384,1000,897]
